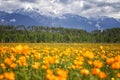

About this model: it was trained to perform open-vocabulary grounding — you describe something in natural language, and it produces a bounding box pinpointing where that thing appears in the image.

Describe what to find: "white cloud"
[107,12,120,19]
[0,0,120,18]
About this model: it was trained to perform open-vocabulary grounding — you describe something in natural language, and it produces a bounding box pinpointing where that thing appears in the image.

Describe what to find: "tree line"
[0,25,120,43]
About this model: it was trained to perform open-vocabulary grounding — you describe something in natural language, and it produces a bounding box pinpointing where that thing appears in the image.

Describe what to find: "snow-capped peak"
[14,7,39,13]
[24,6,34,12]
[115,18,120,23]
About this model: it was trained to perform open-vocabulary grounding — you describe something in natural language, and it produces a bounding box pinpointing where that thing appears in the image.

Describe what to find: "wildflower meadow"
[0,43,120,80]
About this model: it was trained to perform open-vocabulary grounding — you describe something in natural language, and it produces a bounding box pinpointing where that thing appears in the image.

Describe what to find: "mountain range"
[0,8,120,31]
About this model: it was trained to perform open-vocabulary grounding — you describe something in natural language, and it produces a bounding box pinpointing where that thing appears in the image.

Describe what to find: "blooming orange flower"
[87,60,93,65]
[42,64,48,70]
[32,62,40,69]
[56,69,68,78]
[46,74,55,80]
[111,62,120,69]
[10,55,16,61]
[106,58,114,65]
[0,63,6,70]
[10,63,17,69]
[16,56,28,67]
[46,69,53,75]
[98,72,107,79]
[4,58,13,66]
[117,73,120,78]
[83,51,94,59]
[80,69,89,75]
[46,69,56,80]
[0,74,4,79]
[93,60,103,68]
[114,55,120,62]
[91,68,101,75]
[48,57,56,64]
[74,60,83,66]
[34,53,41,60]
[4,72,15,80]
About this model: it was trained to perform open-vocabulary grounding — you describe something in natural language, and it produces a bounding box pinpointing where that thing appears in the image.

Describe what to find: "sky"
[0,0,120,18]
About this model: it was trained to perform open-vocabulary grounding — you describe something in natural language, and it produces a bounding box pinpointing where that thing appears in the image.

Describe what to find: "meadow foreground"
[0,43,120,80]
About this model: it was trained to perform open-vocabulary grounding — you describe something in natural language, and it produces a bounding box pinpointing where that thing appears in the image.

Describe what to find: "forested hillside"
[0,25,120,43]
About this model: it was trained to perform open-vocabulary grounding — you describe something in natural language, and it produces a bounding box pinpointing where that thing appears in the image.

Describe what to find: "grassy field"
[0,43,120,80]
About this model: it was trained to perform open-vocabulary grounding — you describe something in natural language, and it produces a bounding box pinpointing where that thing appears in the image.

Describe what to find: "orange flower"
[91,68,101,75]
[4,72,15,80]
[98,72,107,79]
[54,76,61,80]
[48,57,55,64]
[34,54,41,60]
[4,58,13,66]
[56,69,68,78]
[10,63,17,69]
[106,58,114,65]
[16,56,28,67]
[111,62,120,69]
[46,69,53,75]
[83,51,94,59]
[10,55,16,61]
[117,73,120,78]
[46,74,55,80]
[0,74,4,79]
[0,63,6,70]
[87,60,93,65]
[32,62,40,69]
[74,60,83,66]
[46,69,56,80]
[93,60,103,68]
[43,56,56,64]
[114,55,120,62]
[80,69,89,75]
[42,65,48,70]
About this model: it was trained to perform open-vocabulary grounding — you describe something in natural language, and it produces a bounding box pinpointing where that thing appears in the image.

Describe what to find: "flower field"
[0,43,120,80]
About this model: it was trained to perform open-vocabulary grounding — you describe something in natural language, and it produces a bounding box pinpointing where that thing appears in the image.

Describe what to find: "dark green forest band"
[0,25,120,43]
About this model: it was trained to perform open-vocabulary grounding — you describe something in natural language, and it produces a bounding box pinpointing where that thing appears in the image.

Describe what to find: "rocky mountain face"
[0,8,120,31]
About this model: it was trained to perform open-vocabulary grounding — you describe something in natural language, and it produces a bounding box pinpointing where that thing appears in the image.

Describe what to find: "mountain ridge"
[0,8,120,31]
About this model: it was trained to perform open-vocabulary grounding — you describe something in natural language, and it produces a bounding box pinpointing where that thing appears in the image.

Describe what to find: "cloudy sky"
[0,0,120,18]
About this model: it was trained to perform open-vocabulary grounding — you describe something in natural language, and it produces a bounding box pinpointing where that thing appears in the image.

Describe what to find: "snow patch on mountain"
[10,19,16,22]
[115,19,120,23]
[1,19,5,22]
[88,21,92,25]
[95,22,101,30]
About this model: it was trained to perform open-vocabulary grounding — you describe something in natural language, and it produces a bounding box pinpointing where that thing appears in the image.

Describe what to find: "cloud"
[19,0,37,3]
[0,0,120,18]
[59,0,69,4]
